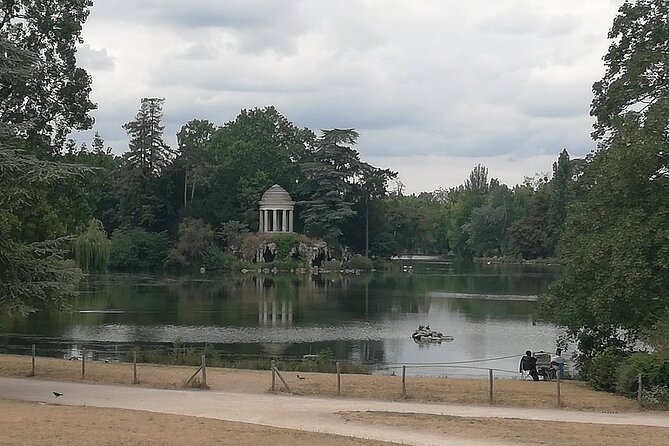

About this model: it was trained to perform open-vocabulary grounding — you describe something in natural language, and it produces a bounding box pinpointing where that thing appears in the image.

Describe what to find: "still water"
[0,261,561,376]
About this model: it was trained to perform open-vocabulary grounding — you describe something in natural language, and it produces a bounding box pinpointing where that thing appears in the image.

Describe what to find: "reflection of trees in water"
[445,297,536,321]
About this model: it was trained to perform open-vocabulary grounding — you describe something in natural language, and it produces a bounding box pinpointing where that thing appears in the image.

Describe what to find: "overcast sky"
[75,0,622,194]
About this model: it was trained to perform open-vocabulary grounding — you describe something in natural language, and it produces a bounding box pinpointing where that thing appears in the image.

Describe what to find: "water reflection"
[0,262,561,376]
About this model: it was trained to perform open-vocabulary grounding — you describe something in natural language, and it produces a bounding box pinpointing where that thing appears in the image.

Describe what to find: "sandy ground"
[0,354,639,411]
[0,400,395,446]
[343,411,669,446]
[0,355,669,446]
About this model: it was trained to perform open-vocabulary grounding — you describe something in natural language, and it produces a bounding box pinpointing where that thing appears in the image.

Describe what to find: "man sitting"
[551,348,566,379]
[519,350,539,381]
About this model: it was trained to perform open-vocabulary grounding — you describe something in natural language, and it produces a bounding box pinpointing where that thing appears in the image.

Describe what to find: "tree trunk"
[365,193,369,257]
[183,170,188,207]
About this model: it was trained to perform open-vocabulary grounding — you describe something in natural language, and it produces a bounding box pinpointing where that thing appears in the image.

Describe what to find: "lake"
[0,261,561,376]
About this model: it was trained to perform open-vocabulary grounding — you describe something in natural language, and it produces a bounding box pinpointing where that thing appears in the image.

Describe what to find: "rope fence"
[2,344,614,408]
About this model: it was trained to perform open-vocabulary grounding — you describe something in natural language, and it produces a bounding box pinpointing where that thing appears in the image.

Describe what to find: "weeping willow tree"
[74,219,110,273]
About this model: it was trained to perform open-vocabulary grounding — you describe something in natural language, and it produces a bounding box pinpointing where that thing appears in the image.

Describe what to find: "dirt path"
[1,377,668,446]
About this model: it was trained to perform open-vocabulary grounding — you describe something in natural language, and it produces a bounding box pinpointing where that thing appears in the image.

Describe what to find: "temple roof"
[259,184,294,206]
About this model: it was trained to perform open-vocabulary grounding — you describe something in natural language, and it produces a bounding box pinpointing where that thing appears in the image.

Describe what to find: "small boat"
[411,325,454,343]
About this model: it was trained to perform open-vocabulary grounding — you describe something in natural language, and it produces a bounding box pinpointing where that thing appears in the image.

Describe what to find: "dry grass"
[342,411,669,446]
[0,399,395,446]
[0,354,639,411]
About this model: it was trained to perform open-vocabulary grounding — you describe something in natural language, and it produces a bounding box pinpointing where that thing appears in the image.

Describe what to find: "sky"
[74,0,623,194]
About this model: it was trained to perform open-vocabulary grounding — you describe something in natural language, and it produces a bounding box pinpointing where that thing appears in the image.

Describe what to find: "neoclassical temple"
[258,184,295,233]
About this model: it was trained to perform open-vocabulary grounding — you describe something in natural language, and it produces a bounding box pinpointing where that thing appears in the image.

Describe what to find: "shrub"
[587,347,627,392]
[346,255,373,270]
[201,246,235,271]
[322,260,342,271]
[616,352,669,397]
[109,228,170,271]
[272,233,297,259]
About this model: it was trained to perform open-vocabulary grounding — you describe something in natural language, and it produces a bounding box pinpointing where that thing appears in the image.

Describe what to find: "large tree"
[298,129,362,246]
[117,98,175,230]
[0,0,95,153]
[540,0,669,366]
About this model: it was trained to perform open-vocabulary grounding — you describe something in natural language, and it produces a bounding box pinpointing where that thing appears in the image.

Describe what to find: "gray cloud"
[75,0,621,193]
[76,44,115,71]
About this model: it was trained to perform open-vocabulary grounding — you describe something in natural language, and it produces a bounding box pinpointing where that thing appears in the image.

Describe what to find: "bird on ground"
[52,392,63,397]
[296,374,306,380]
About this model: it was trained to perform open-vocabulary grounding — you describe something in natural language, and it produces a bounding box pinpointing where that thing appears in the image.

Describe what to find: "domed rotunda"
[258,185,295,233]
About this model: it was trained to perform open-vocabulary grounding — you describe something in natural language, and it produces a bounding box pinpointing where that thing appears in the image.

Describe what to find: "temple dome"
[259,184,294,206]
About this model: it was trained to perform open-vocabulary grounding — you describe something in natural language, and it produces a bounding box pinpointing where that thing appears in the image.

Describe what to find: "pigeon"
[52,392,63,397]
[296,374,306,380]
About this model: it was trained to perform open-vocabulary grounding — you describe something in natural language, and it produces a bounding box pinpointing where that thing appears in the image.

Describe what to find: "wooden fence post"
[401,365,406,397]
[81,347,86,379]
[133,350,138,384]
[271,360,276,391]
[637,373,643,409]
[30,344,35,377]
[336,361,341,395]
[201,355,207,388]
[488,369,494,404]
[556,374,562,406]
[272,365,291,393]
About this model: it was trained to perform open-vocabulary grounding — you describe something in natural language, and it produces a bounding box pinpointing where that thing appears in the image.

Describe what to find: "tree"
[540,0,669,369]
[298,129,361,246]
[118,98,175,230]
[0,1,96,153]
[464,182,512,256]
[167,218,215,269]
[202,106,314,228]
[591,0,669,146]
[545,149,573,254]
[123,98,173,177]
[176,119,215,206]
[464,164,489,192]
[73,218,110,273]
[1,33,95,314]
[0,124,90,313]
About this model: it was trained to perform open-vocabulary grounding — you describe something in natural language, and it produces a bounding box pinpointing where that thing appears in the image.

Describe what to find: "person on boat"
[519,350,539,381]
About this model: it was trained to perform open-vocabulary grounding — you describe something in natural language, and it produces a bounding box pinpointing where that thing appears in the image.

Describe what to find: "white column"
[273,209,278,232]
[282,209,288,232]
[288,210,293,232]
[259,209,263,232]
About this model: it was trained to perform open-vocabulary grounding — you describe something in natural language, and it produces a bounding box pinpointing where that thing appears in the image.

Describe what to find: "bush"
[587,347,627,392]
[616,352,669,397]
[346,255,373,270]
[109,228,170,271]
[272,233,298,259]
[322,259,342,271]
[201,246,235,271]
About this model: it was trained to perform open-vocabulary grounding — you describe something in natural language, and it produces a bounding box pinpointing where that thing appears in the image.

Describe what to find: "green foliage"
[217,220,249,248]
[346,255,373,270]
[167,218,215,270]
[201,245,236,271]
[587,347,627,392]
[591,0,669,141]
[616,352,669,397]
[122,98,173,177]
[542,1,669,365]
[73,219,110,273]
[0,1,96,152]
[272,233,297,259]
[370,232,399,258]
[109,228,170,271]
[298,129,362,246]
